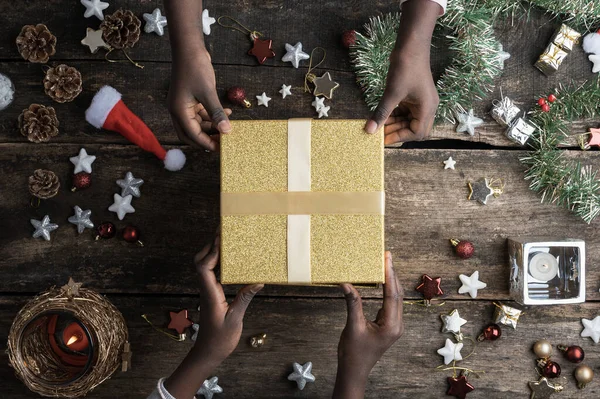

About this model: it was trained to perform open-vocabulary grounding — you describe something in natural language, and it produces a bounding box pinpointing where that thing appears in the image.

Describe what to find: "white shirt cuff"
[400,0,446,15]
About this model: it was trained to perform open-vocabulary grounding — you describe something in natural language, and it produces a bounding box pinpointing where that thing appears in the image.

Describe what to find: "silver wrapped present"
[535,43,569,76]
[506,117,536,145]
[551,24,582,52]
[493,303,522,329]
[491,96,520,127]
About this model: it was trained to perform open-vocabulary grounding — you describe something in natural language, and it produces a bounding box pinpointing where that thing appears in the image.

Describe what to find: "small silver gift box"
[506,117,536,145]
[508,238,585,305]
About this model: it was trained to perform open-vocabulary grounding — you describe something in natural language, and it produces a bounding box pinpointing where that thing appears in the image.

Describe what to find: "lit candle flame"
[66,335,79,346]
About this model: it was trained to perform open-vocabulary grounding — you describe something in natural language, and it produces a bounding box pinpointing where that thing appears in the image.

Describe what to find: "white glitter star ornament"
[589,54,600,74]
[256,92,271,107]
[68,206,94,234]
[81,28,108,53]
[116,171,144,198]
[70,148,96,174]
[318,105,330,119]
[288,362,316,390]
[202,10,216,35]
[497,44,511,69]
[143,8,167,36]
[108,194,135,220]
[581,316,600,343]
[282,42,310,68]
[312,96,325,111]
[437,338,463,365]
[441,309,467,338]
[443,157,456,170]
[279,84,292,99]
[196,376,223,399]
[456,109,484,136]
[81,0,109,20]
[31,215,59,241]
[458,271,487,299]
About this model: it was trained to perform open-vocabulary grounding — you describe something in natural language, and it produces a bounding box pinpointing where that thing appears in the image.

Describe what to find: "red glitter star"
[248,38,275,64]
[588,128,600,148]
[447,376,475,399]
[415,274,443,301]
[168,309,193,334]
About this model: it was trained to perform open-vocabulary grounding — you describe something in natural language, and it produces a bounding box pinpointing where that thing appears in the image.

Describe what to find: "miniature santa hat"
[85,85,186,171]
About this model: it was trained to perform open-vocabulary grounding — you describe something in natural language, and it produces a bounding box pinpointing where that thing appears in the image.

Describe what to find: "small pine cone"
[100,9,141,50]
[19,104,59,143]
[43,64,82,103]
[16,24,57,63]
[29,169,60,199]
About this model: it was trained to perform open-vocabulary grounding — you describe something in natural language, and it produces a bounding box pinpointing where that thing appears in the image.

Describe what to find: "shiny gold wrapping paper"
[221,120,384,285]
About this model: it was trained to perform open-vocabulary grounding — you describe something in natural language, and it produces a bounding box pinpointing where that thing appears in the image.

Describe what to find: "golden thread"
[217,16,262,40]
[104,48,144,69]
[304,47,326,93]
[141,315,185,342]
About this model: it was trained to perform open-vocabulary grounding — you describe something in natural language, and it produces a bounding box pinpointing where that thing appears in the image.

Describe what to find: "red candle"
[62,322,89,352]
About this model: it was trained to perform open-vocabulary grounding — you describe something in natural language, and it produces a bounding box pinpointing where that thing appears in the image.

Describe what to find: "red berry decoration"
[71,172,91,191]
[450,239,474,259]
[541,103,551,113]
[542,361,561,378]
[96,222,116,239]
[478,323,502,341]
[547,94,557,103]
[341,29,357,49]
[537,98,546,106]
[558,345,584,363]
[122,225,143,246]
[227,86,251,108]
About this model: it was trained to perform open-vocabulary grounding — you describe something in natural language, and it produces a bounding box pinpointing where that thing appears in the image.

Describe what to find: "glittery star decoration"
[529,377,562,399]
[282,42,310,68]
[81,0,109,20]
[312,96,325,111]
[441,309,467,335]
[168,309,193,334]
[191,324,199,341]
[437,338,463,365]
[288,362,315,390]
[312,72,339,99]
[443,157,456,170]
[202,9,216,35]
[589,54,600,73]
[581,316,600,343]
[70,148,96,174]
[68,206,95,234]
[256,92,271,107]
[279,84,292,99]
[143,8,167,36]
[458,271,487,299]
[468,178,494,205]
[416,274,443,302]
[456,109,484,136]
[587,128,600,147]
[196,376,223,399]
[61,278,83,297]
[117,171,144,198]
[81,28,109,53]
[318,105,330,119]
[497,44,511,70]
[108,194,135,220]
[447,375,475,399]
[31,215,58,241]
[248,38,275,64]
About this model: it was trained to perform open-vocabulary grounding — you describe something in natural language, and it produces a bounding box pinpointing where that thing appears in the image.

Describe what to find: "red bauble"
[480,324,502,341]
[96,222,116,239]
[547,94,557,103]
[341,30,357,49]
[563,345,585,363]
[122,225,139,243]
[227,86,251,108]
[537,98,546,106]
[450,239,474,259]
[542,361,561,378]
[71,172,91,191]
[541,103,551,112]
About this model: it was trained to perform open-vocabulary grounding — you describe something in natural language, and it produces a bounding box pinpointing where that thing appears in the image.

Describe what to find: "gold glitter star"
[61,278,83,297]
[81,28,108,54]
[529,377,562,399]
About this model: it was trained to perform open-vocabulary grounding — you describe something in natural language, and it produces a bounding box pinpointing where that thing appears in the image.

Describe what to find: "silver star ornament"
[282,42,310,68]
[108,194,135,220]
[68,206,94,234]
[437,338,463,365]
[116,171,144,198]
[497,44,511,70]
[31,215,59,241]
[312,96,325,111]
[81,0,109,20]
[441,309,467,336]
[196,376,223,399]
[458,271,487,299]
[70,148,96,174]
[143,8,167,36]
[456,109,483,136]
[288,362,315,390]
[317,105,330,118]
[202,9,216,35]
[581,316,600,343]
[256,92,271,107]
[279,84,292,99]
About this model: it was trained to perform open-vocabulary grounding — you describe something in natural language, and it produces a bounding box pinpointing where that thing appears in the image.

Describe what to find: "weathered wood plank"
[2,144,599,300]
[1,296,599,398]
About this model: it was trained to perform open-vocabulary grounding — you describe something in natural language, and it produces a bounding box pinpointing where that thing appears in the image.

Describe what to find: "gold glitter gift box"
[220,119,385,285]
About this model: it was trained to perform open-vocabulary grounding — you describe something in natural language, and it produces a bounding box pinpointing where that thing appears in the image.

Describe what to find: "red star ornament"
[168,309,193,334]
[588,128,600,148]
[415,274,443,301]
[248,38,275,64]
[447,376,475,399]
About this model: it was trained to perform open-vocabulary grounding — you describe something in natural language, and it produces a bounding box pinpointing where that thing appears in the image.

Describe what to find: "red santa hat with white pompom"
[85,86,186,171]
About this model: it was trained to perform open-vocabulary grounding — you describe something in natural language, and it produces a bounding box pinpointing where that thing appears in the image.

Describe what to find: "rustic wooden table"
[1,1,600,398]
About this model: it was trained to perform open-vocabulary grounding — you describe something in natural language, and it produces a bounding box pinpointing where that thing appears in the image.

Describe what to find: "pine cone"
[43,64,82,103]
[16,24,56,63]
[100,9,141,50]
[18,104,59,143]
[29,169,60,199]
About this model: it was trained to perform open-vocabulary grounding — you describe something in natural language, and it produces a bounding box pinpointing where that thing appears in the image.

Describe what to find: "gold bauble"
[533,339,553,358]
[574,365,594,389]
